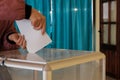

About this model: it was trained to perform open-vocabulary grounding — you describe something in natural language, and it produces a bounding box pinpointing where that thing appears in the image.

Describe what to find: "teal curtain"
[25,0,93,51]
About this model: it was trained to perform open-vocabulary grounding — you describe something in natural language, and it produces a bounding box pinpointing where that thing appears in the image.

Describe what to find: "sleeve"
[0,0,32,20]
[2,21,19,50]
[25,4,32,19]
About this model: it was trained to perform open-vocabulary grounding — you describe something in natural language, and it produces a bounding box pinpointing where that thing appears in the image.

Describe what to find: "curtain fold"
[25,0,93,51]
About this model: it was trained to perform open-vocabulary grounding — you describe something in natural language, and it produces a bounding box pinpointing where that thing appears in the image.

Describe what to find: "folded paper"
[16,19,52,53]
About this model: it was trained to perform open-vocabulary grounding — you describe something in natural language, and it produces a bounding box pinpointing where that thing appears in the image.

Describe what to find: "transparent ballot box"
[0,48,105,80]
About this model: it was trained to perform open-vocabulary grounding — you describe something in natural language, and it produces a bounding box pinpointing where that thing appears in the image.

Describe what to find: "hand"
[30,8,46,35]
[8,33,26,49]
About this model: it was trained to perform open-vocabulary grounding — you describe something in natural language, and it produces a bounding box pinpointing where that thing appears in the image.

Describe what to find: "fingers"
[15,35,26,49]
[41,21,46,34]
[31,16,46,35]
[30,8,46,35]
[35,16,46,35]
[33,16,46,29]
[32,18,41,29]
[22,38,26,49]
[31,16,40,27]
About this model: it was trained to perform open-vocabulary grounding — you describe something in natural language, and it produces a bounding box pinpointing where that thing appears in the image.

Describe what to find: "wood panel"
[101,50,116,77]
[100,0,120,79]
[117,0,120,79]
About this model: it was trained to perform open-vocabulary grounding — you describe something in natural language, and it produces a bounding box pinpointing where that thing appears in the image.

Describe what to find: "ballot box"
[0,48,105,80]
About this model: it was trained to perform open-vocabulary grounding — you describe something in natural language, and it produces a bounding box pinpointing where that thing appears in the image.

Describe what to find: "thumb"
[10,34,20,43]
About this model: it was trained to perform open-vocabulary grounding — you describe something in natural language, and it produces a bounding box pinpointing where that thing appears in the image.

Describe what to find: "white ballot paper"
[16,19,52,53]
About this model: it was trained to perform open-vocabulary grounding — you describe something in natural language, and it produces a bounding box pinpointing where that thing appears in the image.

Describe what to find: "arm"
[2,21,26,50]
[0,0,32,20]
[0,0,46,34]
[2,21,19,50]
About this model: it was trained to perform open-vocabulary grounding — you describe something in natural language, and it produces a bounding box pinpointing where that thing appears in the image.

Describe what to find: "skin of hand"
[30,8,46,35]
[8,33,26,49]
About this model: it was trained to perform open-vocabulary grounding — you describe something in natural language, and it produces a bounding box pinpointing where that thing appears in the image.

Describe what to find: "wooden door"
[100,0,120,79]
